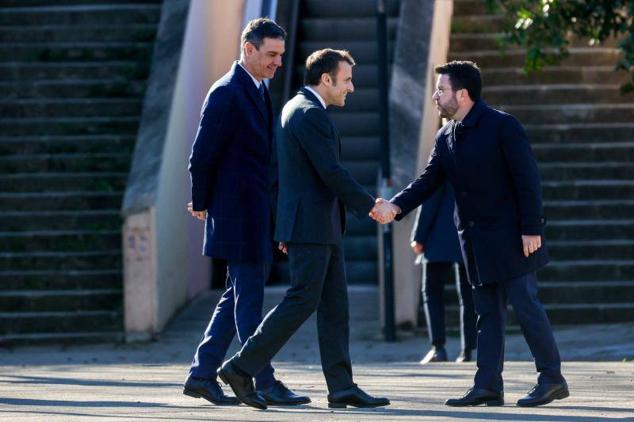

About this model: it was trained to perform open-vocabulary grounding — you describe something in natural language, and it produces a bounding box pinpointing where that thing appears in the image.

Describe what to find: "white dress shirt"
[304,86,327,109]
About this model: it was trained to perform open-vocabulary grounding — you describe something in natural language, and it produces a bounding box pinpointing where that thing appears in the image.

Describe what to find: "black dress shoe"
[259,380,311,406]
[419,346,448,364]
[517,382,569,407]
[327,385,390,408]
[455,349,473,363]
[217,360,267,410]
[183,376,239,405]
[445,387,504,407]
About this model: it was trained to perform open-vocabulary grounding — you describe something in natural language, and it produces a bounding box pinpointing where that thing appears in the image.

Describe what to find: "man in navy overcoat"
[376,61,569,407]
[185,18,308,407]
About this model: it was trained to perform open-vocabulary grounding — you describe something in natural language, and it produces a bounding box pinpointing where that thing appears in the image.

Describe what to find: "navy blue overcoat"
[392,100,548,285]
[411,183,463,264]
[189,62,275,262]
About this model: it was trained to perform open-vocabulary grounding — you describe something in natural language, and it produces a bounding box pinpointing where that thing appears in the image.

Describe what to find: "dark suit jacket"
[188,62,275,262]
[274,88,375,244]
[392,100,548,285]
[411,182,463,264]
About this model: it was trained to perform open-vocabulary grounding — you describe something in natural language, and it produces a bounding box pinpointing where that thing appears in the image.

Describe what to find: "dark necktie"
[258,83,266,102]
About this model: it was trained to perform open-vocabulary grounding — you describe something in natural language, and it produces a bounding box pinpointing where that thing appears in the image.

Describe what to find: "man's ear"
[243,42,255,57]
[320,72,331,86]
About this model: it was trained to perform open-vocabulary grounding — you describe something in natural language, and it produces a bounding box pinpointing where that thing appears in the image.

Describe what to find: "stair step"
[341,160,380,186]
[0,268,121,291]
[499,103,634,125]
[0,79,146,99]
[341,137,381,160]
[484,84,634,106]
[0,210,121,231]
[0,172,127,193]
[547,240,634,260]
[0,116,139,136]
[0,135,136,156]
[451,33,619,52]
[0,330,124,347]
[0,153,130,173]
[334,88,379,112]
[0,98,142,118]
[452,0,495,16]
[525,123,634,143]
[298,41,394,65]
[0,0,161,6]
[545,219,634,241]
[0,229,120,252]
[300,17,398,42]
[0,288,122,312]
[451,14,506,33]
[302,0,400,18]
[0,250,121,271]
[330,112,380,137]
[0,191,122,211]
[533,143,634,163]
[0,4,161,26]
[539,162,634,181]
[0,24,157,43]
[450,47,622,68]
[0,310,122,335]
[0,42,154,62]
[0,62,149,81]
[539,260,634,282]
[481,66,628,86]
[542,180,634,200]
[544,199,634,220]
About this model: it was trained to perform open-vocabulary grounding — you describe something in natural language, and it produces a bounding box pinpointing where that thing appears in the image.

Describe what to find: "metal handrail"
[282,0,301,103]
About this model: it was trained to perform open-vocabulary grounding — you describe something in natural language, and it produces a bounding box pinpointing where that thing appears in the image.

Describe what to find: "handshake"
[369,198,401,224]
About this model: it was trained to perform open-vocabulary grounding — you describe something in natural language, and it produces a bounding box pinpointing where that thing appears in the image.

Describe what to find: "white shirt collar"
[238,62,261,89]
[304,86,326,109]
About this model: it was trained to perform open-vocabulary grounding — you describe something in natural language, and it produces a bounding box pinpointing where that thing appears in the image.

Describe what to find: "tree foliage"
[486,0,634,93]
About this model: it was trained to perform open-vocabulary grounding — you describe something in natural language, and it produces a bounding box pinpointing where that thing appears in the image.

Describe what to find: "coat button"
[468,221,475,227]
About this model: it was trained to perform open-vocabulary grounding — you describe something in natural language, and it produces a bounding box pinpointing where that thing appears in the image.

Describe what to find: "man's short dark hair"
[241,18,286,49]
[434,60,482,101]
[304,49,355,86]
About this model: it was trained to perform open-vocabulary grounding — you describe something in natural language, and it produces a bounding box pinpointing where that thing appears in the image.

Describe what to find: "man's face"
[243,37,285,80]
[324,61,354,107]
[432,74,459,119]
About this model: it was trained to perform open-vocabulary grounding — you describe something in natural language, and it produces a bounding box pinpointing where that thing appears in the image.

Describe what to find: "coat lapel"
[234,62,269,124]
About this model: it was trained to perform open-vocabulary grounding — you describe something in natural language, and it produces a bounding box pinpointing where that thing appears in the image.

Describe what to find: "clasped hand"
[369,198,400,224]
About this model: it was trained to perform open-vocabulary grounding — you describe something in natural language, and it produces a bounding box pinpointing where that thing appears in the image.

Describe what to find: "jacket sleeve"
[188,85,236,211]
[410,183,445,243]
[293,108,375,218]
[499,114,545,235]
[390,136,446,220]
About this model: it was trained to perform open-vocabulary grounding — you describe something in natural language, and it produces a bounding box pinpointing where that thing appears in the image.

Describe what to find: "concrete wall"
[122,0,245,340]
[384,0,453,327]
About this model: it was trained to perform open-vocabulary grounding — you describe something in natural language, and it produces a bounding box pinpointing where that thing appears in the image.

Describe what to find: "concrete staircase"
[273,0,401,284]
[444,0,634,324]
[0,0,161,345]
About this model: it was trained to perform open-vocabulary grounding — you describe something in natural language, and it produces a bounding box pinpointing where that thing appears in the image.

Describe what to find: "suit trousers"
[189,261,275,390]
[232,242,354,393]
[422,261,476,351]
[472,272,564,392]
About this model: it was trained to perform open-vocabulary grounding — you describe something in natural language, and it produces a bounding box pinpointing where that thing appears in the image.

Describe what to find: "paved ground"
[1,287,634,421]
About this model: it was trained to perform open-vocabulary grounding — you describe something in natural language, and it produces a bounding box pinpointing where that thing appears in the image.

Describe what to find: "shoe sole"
[182,388,239,406]
[265,399,312,406]
[328,402,390,409]
[445,399,504,407]
[516,389,570,407]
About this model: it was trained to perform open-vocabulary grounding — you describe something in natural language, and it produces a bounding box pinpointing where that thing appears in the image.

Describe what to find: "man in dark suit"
[376,61,568,407]
[185,18,308,407]
[217,49,391,410]
[411,182,476,364]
